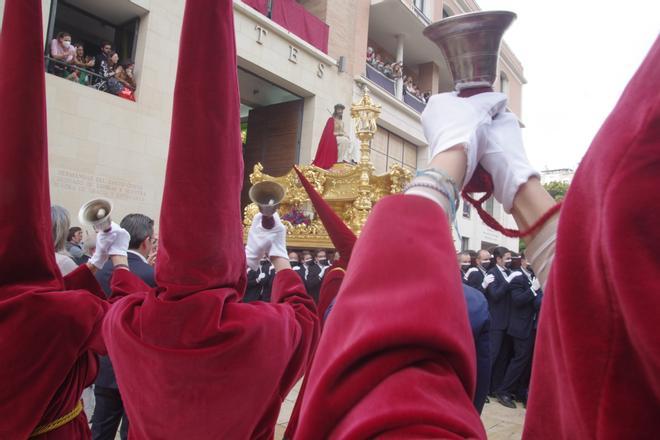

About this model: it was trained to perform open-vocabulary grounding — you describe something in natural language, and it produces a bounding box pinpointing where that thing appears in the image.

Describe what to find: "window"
[412,0,430,22]
[462,199,471,218]
[443,6,453,18]
[485,196,495,216]
[461,237,470,252]
[413,0,425,11]
[499,71,510,97]
[45,0,147,98]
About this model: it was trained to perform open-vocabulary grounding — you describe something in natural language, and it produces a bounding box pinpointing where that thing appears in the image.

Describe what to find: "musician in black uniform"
[465,249,494,294]
[493,252,537,409]
[485,246,519,405]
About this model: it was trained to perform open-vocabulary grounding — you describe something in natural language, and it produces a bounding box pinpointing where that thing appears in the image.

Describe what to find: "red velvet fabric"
[105,268,319,438]
[523,37,660,439]
[103,1,320,438]
[155,0,246,300]
[294,166,356,266]
[271,0,329,53]
[0,2,111,438]
[312,117,338,169]
[0,0,62,296]
[283,266,345,440]
[242,0,269,15]
[296,195,485,438]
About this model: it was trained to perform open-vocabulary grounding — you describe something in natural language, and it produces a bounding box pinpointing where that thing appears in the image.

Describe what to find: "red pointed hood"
[155,0,245,299]
[294,167,356,267]
[0,0,63,296]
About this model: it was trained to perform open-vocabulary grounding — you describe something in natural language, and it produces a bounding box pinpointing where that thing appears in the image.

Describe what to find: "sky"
[478,0,659,171]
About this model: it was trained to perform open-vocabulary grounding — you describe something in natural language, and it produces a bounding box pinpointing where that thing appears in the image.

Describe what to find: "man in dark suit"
[303,250,327,303]
[486,246,522,408]
[289,251,306,282]
[466,249,494,294]
[514,252,543,405]
[492,252,536,409]
[91,213,156,440]
[258,257,276,302]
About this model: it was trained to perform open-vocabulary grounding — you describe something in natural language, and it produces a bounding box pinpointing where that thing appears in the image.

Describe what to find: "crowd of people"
[49,32,136,101]
[458,248,542,411]
[367,46,431,103]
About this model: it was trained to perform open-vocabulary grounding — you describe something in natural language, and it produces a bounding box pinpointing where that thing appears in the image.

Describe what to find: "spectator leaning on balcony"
[69,43,95,84]
[114,59,137,101]
[49,31,75,77]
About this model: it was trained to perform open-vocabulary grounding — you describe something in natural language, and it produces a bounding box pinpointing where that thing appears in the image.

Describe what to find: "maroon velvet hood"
[155,0,245,299]
[0,0,64,297]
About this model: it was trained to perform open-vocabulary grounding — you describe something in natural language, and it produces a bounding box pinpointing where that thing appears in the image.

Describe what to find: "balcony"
[364,0,454,113]
[242,0,329,54]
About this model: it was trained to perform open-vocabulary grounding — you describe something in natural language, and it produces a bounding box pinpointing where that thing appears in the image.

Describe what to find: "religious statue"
[332,104,356,164]
[312,103,357,169]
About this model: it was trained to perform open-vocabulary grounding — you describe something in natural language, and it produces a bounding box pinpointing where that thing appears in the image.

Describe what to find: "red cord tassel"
[462,166,562,238]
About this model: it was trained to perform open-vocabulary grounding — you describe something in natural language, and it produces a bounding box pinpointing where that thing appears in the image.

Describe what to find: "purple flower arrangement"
[282,208,311,226]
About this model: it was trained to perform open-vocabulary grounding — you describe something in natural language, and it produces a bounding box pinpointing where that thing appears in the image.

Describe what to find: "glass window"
[499,71,510,97]
[462,199,471,218]
[461,236,470,251]
[485,196,495,216]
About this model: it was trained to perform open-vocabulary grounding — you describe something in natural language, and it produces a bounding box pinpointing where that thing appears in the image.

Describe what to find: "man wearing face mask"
[289,251,305,282]
[457,251,472,282]
[466,249,495,295]
[486,246,522,407]
[493,252,538,410]
[303,250,326,303]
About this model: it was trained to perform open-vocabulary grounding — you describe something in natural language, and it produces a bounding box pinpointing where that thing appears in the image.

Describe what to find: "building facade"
[4,0,525,252]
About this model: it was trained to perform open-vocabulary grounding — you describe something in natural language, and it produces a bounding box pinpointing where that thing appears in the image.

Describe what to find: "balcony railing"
[45,56,136,101]
[242,0,329,53]
[365,63,426,113]
[403,90,426,113]
[365,63,396,95]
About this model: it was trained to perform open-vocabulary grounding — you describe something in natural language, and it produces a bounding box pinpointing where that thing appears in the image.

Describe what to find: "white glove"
[532,277,541,292]
[481,274,495,289]
[108,223,130,257]
[245,213,288,270]
[505,271,522,283]
[256,272,266,282]
[267,213,288,260]
[421,92,507,187]
[90,229,117,270]
[478,112,540,213]
[245,213,271,270]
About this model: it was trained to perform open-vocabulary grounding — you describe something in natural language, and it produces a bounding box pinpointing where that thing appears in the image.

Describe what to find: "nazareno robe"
[102,1,319,438]
[0,1,118,438]
[523,36,660,438]
[296,195,485,438]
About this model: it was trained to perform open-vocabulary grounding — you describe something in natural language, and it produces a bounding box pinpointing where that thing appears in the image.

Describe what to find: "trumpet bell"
[78,198,113,232]
[249,181,285,217]
[424,11,516,92]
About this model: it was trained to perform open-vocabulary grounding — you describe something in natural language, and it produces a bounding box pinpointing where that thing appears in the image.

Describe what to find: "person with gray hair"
[79,230,97,264]
[51,205,77,275]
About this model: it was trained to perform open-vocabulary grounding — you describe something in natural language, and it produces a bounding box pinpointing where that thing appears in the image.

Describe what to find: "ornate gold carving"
[243,88,413,249]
